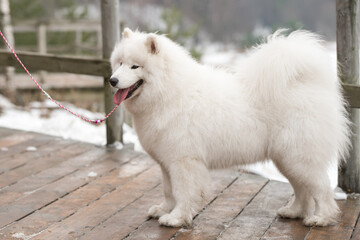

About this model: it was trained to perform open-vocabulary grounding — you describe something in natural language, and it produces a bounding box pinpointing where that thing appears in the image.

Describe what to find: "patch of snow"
[26,146,37,152]
[0,98,141,149]
[11,233,26,239]
[123,124,143,152]
[243,161,287,183]
[1,147,8,151]
[0,94,14,108]
[88,171,98,177]
[11,232,37,240]
[335,192,347,200]
[107,141,123,150]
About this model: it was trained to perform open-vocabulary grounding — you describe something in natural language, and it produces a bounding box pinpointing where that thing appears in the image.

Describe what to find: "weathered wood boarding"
[0,50,111,78]
[101,0,123,144]
[0,127,360,240]
[337,0,360,193]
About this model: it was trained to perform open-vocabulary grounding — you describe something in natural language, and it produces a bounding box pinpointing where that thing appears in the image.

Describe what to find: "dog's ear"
[145,34,159,54]
[123,28,133,38]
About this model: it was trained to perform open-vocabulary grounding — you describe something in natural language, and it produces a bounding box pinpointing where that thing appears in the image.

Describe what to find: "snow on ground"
[0,97,141,149]
[0,42,341,190]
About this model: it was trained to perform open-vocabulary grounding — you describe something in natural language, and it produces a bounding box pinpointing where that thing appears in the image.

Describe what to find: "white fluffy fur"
[110,28,351,227]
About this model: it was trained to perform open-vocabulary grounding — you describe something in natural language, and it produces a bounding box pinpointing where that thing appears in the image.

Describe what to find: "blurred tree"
[157,7,202,60]
[9,0,91,55]
[9,0,44,22]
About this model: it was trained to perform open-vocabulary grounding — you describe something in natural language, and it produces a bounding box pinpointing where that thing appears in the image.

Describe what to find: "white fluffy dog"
[109,28,350,227]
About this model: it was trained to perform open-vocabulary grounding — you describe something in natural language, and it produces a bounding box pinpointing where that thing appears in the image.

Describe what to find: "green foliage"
[47,32,75,46]
[61,2,88,21]
[8,0,92,55]
[14,32,37,46]
[272,20,304,32]
[10,0,88,21]
[240,20,304,49]
[240,33,264,49]
[10,0,44,22]
[156,8,202,60]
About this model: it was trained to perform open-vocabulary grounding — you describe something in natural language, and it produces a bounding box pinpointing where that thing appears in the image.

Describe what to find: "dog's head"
[109,28,164,108]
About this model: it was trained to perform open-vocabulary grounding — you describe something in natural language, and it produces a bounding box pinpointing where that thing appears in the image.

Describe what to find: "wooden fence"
[0,0,122,145]
[12,20,102,55]
[337,0,360,193]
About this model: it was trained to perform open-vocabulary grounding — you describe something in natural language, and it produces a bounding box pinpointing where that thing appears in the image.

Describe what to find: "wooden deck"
[0,127,360,240]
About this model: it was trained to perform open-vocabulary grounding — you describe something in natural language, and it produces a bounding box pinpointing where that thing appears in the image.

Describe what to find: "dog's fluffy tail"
[245,29,351,162]
[245,29,335,99]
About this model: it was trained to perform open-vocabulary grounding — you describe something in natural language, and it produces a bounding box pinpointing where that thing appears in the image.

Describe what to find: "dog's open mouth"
[113,79,143,105]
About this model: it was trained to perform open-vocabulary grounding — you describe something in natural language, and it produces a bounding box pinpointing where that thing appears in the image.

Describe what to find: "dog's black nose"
[109,77,119,87]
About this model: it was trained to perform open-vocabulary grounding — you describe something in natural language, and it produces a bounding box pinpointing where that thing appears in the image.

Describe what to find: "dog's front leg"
[148,165,175,218]
[158,158,210,227]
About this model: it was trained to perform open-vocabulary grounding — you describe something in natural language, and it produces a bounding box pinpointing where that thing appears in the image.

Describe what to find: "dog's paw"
[277,206,302,219]
[303,215,333,227]
[158,213,192,227]
[148,204,168,219]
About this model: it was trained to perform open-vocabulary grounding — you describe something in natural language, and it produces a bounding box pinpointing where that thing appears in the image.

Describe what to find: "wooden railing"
[0,0,122,146]
[337,0,360,193]
[0,50,111,77]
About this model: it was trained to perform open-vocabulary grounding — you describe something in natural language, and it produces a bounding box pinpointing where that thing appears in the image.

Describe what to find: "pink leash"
[0,30,119,124]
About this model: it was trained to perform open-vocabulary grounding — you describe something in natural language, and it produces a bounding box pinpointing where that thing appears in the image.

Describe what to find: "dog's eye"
[131,65,139,69]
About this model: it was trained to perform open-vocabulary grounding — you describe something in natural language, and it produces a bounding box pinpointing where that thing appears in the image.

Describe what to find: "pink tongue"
[114,88,130,105]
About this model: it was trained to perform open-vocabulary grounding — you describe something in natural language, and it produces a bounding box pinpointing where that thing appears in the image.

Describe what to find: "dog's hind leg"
[158,158,210,227]
[275,166,314,219]
[274,158,338,226]
[148,165,176,218]
[303,175,339,227]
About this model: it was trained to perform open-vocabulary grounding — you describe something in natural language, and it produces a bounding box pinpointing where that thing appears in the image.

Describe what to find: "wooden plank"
[13,20,101,33]
[0,136,69,173]
[0,146,137,206]
[0,142,92,188]
[0,154,153,239]
[84,170,241,240]
[84,185,163,240]
[123,170,242,240]
[171,173,269,240]
[101,0,122,144]
[0,127,20,138]
[260,217,309,240]
[337,0,360,193]
[351,200,360,239]
[217,181,293,239]
[0,50,111,77]
[0,133,54,160]
[307,198,360,240]
[343,84,360,108]
[32,166,162,239]
[0,132,36,149]
[0,150,118,229]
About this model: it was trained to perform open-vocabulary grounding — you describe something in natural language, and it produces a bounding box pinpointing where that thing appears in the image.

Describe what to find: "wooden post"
[100,0,123,145]
[37,24,47,54]
[337,0,360,193]
[0,0,15,94]
[37,23,47,83]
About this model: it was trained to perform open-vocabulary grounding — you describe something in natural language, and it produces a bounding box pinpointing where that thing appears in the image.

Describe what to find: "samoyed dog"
[109,28,350,227]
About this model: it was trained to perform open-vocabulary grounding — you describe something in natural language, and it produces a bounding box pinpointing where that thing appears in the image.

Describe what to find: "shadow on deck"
[0,127,359,240]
